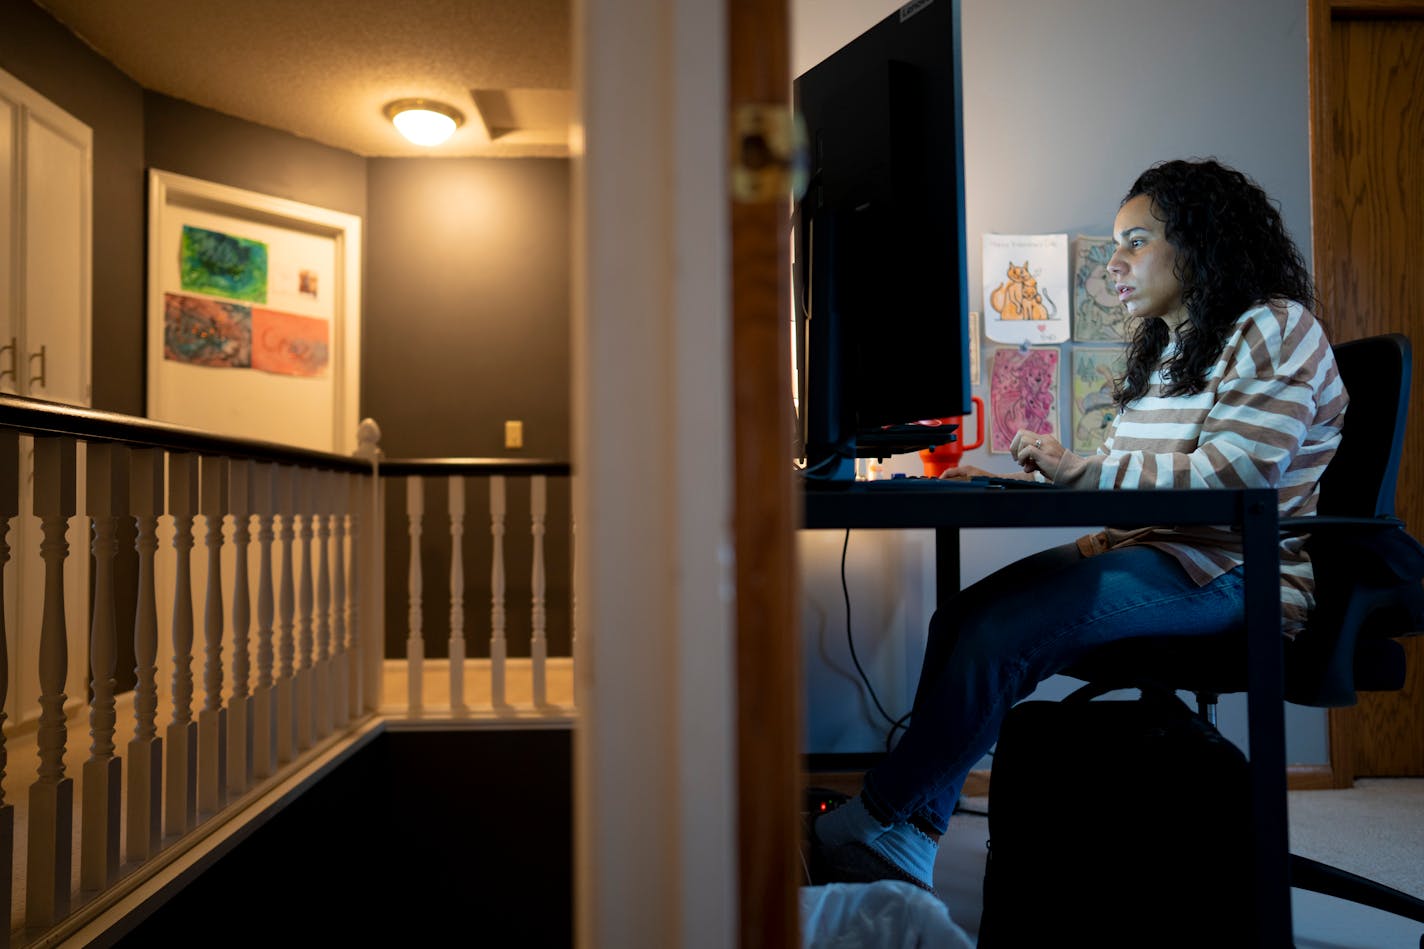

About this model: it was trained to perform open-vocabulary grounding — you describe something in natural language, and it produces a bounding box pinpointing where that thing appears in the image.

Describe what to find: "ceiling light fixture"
[384,98,465,147]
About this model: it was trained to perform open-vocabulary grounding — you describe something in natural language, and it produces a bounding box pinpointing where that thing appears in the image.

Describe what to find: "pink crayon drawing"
[989,347,1060,453]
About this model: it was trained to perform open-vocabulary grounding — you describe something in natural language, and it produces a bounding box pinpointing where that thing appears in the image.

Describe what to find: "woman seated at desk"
[808,157,1349,893]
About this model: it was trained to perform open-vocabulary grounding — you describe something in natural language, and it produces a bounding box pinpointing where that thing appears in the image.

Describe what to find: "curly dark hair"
[1113,158,1316,409]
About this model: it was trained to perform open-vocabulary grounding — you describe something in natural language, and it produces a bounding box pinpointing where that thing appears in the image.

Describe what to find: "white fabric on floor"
[800,881,974,948]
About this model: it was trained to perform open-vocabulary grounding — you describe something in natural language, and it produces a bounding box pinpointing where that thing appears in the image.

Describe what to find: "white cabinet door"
[1,67,93,726]
[1,67,91,407]
[22,110,91,405]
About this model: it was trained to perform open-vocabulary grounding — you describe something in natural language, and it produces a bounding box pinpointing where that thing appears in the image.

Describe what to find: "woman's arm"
[1053,306,1343,490]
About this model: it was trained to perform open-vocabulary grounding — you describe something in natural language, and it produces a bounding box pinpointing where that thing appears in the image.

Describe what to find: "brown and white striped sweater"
[1053,301,1348,635]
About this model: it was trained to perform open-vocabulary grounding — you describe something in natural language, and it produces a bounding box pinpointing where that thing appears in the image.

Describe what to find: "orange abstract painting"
[252,308,330,377]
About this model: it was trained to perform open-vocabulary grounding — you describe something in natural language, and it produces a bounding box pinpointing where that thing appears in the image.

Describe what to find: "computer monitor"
[793,0,971,482]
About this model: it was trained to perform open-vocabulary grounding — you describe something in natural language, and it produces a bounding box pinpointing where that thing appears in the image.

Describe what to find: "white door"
[1,67,93,727]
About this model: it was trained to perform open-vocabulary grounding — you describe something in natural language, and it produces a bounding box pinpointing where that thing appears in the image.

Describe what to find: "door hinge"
[730,104,806,204]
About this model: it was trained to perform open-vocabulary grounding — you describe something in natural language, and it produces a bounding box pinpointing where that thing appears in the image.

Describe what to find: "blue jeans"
[861,542,1246,834]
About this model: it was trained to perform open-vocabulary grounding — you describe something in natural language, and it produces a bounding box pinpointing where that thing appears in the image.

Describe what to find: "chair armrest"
[1285,516,1424,588]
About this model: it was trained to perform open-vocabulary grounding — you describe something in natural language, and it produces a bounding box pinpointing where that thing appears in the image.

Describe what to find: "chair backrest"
[1316,334,1412,519]
[1289,333,1418,705]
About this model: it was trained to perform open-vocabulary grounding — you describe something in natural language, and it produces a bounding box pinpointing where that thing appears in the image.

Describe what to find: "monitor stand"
[800,423,958,485]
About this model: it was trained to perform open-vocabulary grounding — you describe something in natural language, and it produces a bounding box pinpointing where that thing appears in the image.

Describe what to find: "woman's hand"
[1009,430,1066,480]
[939,464,992,481]
[938,464,1034,482]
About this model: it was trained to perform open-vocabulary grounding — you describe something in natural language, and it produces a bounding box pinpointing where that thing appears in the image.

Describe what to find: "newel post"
[354,419,384,713]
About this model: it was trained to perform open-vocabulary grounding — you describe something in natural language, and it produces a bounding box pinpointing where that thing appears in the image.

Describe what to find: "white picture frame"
[146,169,362,453]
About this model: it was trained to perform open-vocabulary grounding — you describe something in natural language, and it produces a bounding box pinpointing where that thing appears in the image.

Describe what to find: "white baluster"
[531,475,548,708]
[489,476,507,708]
[198,456,228,815]
[275,465,296,763]
[449,476,466,712]
[296,468,315,750]
[0,430,18,934]
[369,471,386,712]
[126,447,164,861]
[81,443,125,891]
[332,472,350,728]
[165,452,199,837]
[252,463,278,778]
[346,471,365,718]
[26,436,75,926]
[407,476,425,712]
[227,460,254,795]
[314,470,332,737]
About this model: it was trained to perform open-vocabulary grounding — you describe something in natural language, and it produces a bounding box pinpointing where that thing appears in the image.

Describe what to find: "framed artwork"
[147,170,362,452]
[1072,235,1128,342]
[1071,346,1127,453]
[969,310,981,386]
[988,346,1060,453]
[982,233,1070,344]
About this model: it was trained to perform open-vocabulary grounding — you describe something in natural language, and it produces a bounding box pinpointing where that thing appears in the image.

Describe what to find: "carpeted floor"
[1288,779,1424,900]
[931,780,1424,948]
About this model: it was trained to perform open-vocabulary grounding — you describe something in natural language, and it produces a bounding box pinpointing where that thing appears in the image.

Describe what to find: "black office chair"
[1064,333,1424,937]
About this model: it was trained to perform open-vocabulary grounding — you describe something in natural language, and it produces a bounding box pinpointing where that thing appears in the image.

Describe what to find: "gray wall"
[364,158,570,459]
[144,92,368,222]
[366,157,573,658]
[796,0,1324,764]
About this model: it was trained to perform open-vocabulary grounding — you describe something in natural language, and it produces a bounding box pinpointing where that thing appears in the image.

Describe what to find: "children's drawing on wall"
[989,346,1059,453]
[1071,346,1126,453]
[982,233,1069,345]
[180,225,269,303]
[163,292,252,367]
[252,308,330,378]
[1072,235,1128,342]
[969,311,981,385]
[271,259,326,307]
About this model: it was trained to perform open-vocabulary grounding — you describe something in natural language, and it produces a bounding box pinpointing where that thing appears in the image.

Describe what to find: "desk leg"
[1243,495,1291,947]
[935,527,961,605]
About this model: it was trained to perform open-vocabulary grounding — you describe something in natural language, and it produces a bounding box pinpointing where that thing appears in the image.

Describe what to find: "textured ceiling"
[36,0,572,158]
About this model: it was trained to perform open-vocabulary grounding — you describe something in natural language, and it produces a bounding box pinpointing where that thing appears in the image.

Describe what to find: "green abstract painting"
[180,225,269,303]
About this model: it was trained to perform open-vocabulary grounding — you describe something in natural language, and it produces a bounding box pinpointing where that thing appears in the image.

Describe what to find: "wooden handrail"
[0,395,573,477]
[377,458,571,477]
[0,393,370,471]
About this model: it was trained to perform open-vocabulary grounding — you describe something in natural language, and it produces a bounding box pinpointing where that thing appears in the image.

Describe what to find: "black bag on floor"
[978,684,1254,948]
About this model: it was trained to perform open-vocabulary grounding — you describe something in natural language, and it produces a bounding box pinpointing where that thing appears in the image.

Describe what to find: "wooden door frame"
[1307,0,1424,788]
[728,1,799,946]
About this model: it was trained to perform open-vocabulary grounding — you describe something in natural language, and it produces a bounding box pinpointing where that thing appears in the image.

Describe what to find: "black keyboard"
[804,475,1060,491]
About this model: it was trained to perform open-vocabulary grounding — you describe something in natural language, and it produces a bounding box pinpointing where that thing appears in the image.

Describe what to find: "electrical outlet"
[504,419,524,450]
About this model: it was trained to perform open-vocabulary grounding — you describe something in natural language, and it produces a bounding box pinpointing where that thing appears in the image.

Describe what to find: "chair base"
[1292,852,1424,931]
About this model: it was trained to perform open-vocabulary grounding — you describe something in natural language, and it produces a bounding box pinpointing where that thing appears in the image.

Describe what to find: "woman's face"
[1106,194,1187,327]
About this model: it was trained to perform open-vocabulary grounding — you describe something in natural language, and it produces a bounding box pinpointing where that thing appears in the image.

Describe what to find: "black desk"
[803,483,1291,947]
